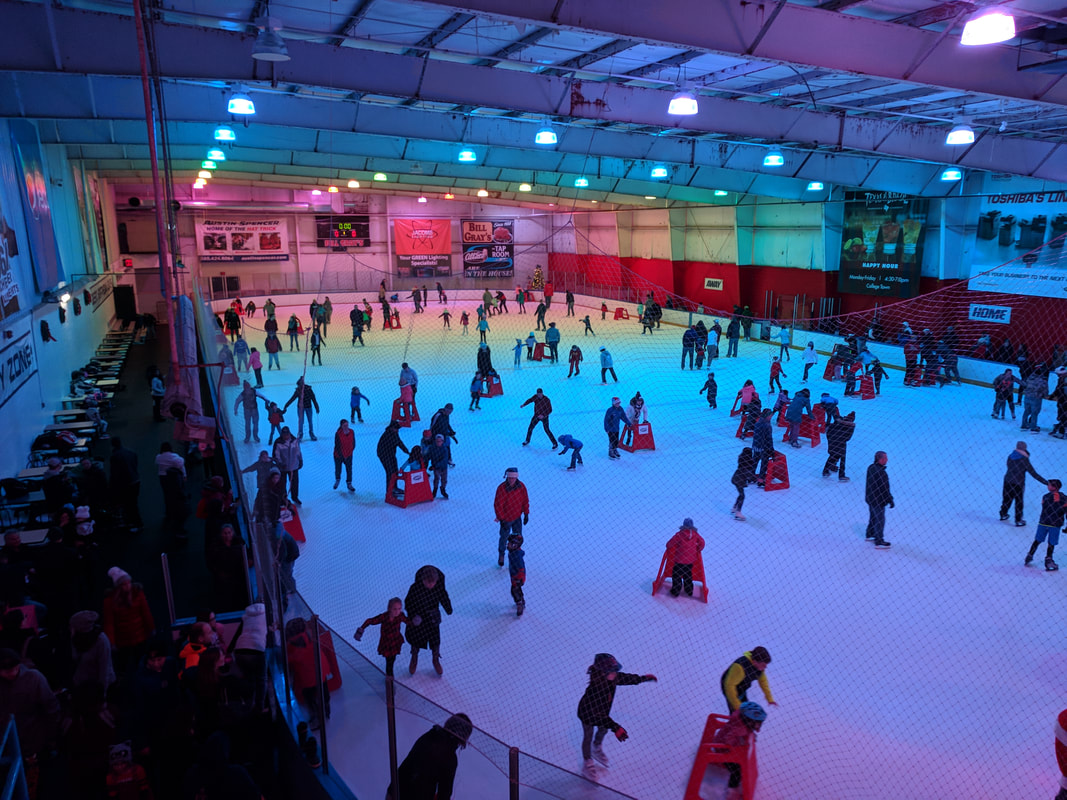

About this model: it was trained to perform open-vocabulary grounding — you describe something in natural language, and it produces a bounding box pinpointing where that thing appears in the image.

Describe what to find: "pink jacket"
[249,351,262,369]
[667,527,705,565]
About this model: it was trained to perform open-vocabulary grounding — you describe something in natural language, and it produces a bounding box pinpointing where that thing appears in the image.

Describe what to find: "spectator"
[386,713,473,800]
[231,603,268,711]
[0,647,59,759]
[102,567,155,675]
[76,457,109,517]
[285,617,332,727]
[205,524,249,611]
[151,370,166,421]
[70,610,115,692]
[155,442,186,481]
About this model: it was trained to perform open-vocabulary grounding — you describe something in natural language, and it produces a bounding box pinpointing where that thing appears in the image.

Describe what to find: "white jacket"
[803,347,818,365]
[234,603,267,652]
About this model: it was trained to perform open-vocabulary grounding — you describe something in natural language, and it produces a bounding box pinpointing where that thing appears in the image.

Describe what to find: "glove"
[353,627,364,642]
[889,498,895,508]
[411,615,422,627]
[523,513,529,525]
[614,726,629,742]
[643,674,658,682]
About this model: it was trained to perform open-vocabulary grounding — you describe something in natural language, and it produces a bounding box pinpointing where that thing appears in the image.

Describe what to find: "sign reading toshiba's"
[968,304,1012,324]
[703,278,724,291]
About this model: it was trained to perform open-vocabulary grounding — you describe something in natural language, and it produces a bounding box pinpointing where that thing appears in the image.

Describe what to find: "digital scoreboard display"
[315,215,371,248]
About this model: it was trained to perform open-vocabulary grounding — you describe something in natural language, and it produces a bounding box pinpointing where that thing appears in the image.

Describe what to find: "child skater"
[513,339,523,370]
[583,315,595,336]
[557,434,584,470]
[695,341,706,370]
[267,402,284,446]
[506,533,526,617]
[349,386,370,423]
[869,358,889,395]
[354,597,407,677]
[713,702,767,800]
[600,302,608,320]
[1026,479,1067,571]
[460,311,470,335]
[439,309,451,329]
[469,372,483,411]
[666,518,705,597]
[769,356,786,395]
[699,372,717,409]
[577,653,657,777]
[731,447,755,521]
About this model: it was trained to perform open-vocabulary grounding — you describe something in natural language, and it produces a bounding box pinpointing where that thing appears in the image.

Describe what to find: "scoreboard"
[315,215,371,248]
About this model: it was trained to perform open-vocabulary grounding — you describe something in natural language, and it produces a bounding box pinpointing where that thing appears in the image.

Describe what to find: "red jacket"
[770,362,783,378]
[265,335,281,354]
[521,394,553,418]
[102,589,155,649]
[667,527,705,565]
[360,612,407,657]
[286,630,331,693]
[334,428,355,459]
[494,481,529,522]
[569,348,583,365]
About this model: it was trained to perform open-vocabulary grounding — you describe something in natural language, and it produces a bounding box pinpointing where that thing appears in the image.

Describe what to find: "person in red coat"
[333,419,355,492]
[354,597,407,677]
[102,567,155,674]
[493,468,529,567]
[665,518,705,597]
[285,618,331,724]
[568,345,583,378]
[1056,707,1067,799]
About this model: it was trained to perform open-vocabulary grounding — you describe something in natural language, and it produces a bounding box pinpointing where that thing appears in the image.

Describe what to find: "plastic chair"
[683,713,758,800]
[653,548,708,603]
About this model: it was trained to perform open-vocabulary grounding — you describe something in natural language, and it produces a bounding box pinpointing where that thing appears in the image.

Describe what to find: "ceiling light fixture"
[644,195,657,200]
[198,170,212,179]
[252,17,290,62]
[763,151,785,167]
[417,196,428,203]
[201,160,217,170]
[650,165,669,179]
[226,88,255,115]
[946,123,975,145]
[535,126,558,145]
[193,180,206,189]
[806,181,824,191]
[311,189,322,196]
[213,126,236,142]
[458,149,477,163]
[477,189,489,197]
[444,193,455,199]
[519,183,532,192]
[961,11,1015,45]
[373,173,388,181]
[207,149,226,161]
[328,186,339,193]
[941,168,963,181]
[574,177,589,188]
[347,179,360,188]
[714,190,729,197]
[667,90,699,116]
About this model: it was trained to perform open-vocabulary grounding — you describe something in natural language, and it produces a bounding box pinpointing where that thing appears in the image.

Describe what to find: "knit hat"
[108,566,132,586]
[70,610,99,634]
[612,397,621,405]
[1016,440,1029,452]
[599,346,606,351]
[505,467,519,477]
[1056,367,1067,376]
[682,517,694,529]
[592,653,622,673]
[844,411,856,421]
[75,506,91,522]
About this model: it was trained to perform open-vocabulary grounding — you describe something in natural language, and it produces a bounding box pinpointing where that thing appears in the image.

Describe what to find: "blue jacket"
[546,327,561,345]
[604,405,630,433]
[233,339,250,356]
[507,547,526,579]
[785,393,812,422]
[558,434,583,451]
[600,350,613,368]
[753,416,774,453]
[682,328,698,348]
[350,392,369,409]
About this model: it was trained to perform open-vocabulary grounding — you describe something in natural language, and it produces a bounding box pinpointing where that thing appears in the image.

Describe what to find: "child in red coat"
[666,518,705,597]
[355,597,407,677]
[769,357,786,394]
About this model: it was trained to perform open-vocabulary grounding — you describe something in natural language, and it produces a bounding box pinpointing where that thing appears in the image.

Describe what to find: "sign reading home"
[968,304,1012,324]
[703,278,724,291]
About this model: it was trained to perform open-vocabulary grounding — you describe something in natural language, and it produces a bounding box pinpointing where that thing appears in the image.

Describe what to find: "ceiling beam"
[329,0,378,46]
[816,0,873,12]
[621,49,703,80]
[891,1,976,28]
[403,12,476,55]
[473,26,555,66]
[541,38,637,76]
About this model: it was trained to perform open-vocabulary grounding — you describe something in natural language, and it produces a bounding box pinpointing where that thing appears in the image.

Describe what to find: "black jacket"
[109,447,140,488]
[825,418,856,454]
[577,670,652,729]
[865,462,893,506]
[377,427,409,461]
[388,725,460,800]
[476,347,494,375]
[1003,449,1044,486]
[430,410,457,443]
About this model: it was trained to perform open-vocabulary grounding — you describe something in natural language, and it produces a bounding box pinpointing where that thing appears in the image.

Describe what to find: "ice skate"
[838,476,851,483]
[874,540,892,548]
[408,651,418,674]
[1015,520,1027,527]
[1025,555,1034,565]
[440,489,449,499]
[516,601,524,617]
[1046,558,1059,571]
[999,514,1009,521]
[591,744,609,766]
[498,554,505,567]
[333,479,340,490]
[582,759,599,779]
[432,652,443,675]
[347,483,355,492]
[732,509,746,521]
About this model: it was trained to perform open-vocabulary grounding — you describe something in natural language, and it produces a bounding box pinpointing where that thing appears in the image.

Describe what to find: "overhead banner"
[461,218,514,278]
[838,191,927,298]
[9,120,62,292]
[967,191,1067,298]
[394,219,452,277]
[195,219,289,262]
[0,200,22,321]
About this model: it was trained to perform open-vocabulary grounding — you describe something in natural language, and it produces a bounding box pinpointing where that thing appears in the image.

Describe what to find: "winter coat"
[285,384,319,413]
[577,669,653,729]
[732,450,755,488]
[1038,490,1067,528]
[865,462,893,507]
[376,427,409,461]
[628,399,648,424]
[430,410,457,442]
[558,434,582,451]
[507,547,526,583]
[102,588,155,649]
[521,394,553,418]
[667,527,705,565]
[752,416,774,453]
[0,665,59,757]
[603,405,630,433]
[803,346,818,365]
[264,317,278,335]
[360,612,406,657]
[404,571,453,650]
[234,604,267,652]
[248,351,262,370]
[493,480,530,523]
[265,334,281,354]
[545,326,561,345]
[425,443,450,471]
[825,417,856,455]
[600,350,613,368]
[234,384,259,415]
[233,339,249,358]
[272,437,303,472]
[389,725,461,800]
[350,391,369,409]
[1003,448,1045,486]
[286,629,330,694]
[1023,373,1049,400]
[569,347,583,365]
[334,428,355,459]
[726,319,741,339]
[477,347,494,375]
[785,393,812,422]
[721,653,775,711]
[682,328,698,348]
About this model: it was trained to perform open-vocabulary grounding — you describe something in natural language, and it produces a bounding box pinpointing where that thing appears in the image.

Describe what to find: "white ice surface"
[225,298,1067,800]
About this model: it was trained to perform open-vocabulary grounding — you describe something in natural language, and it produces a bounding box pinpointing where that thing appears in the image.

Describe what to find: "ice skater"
[665,518,704,597]
[493,467,529,567]
[354,596,407,676]
[520,388,557,449]
[460,311,470,335]
[769,357,786,394]
[699,372,717,408]
[801,341,817,382]
[557,434,583,470]
[624,392,648,446]
[469,373,483,411]
[506,533,526,616]
[714,703,767,800]
[599,347,618,383]
[582,315,595,336]
[349,386,370,423]
[576,653,657,778]
[992,368,1020,420]
[404,565,452,676]
[731,447,755,521]
[568,345,583,377]
[999,441,1046,526]
[603,397,630,460]
[439,309,452,329]
[865,451,894,547]
[513,339,523,370]
[721,647,776,713]
[1025,479,1067,570]
[823,411,855,481]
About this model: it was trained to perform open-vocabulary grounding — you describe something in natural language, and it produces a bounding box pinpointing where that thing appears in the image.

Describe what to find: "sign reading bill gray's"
[315,215,371,249]
[461,219,514,278]
[195,219,289,262]
[0,330,36,412]
[968,304,1012,324]
[838,192,927,298]
[88,275,113,312]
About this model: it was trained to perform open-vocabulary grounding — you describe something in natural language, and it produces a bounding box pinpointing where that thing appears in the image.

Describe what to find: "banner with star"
[394,218,453,276]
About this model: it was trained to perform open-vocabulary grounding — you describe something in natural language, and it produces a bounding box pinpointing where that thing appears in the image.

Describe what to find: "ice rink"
[222,295,1067,799]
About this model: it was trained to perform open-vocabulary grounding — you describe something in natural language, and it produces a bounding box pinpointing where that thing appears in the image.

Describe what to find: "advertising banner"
[394,219,452,276]
[461,218,514,278]
[0,330,36,412]
[968,303,1012,324]
[967,190,1067,298]
[838,191,927,298]
[0,199,21,320]
[195,219,289,262]
[9,120,62,292]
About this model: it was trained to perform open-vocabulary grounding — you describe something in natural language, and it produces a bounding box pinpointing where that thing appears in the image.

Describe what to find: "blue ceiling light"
[941,168,963,181]
[214,126,236,142]
[650,164,669,179]
[667,90,698,116]
[763,151,785,167]
[714,190,729,197]
[946,124,975,145]
[574,177,589,188]
[457,149,478,162]
[806,181,824,191]
[207,149,226,161]
[201,160,217,170]
[535,126,558,145]
[227,88,255,115]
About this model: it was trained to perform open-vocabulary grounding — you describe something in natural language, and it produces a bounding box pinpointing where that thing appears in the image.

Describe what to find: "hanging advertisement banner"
[837,191,927,298]
[461,218,514,278]
[9,120,62,292]
[967,191,1067,298]
[0,199,22,321]
[195,219,289,262]
[394,219,452,276]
